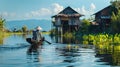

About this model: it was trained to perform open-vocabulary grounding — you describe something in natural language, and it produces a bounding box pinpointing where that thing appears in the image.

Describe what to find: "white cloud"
[32,8,52,16]
[74,6,87,15]
[52,3,64,14]
[25,8,52,18]
[1,12,8,17]
[26,3,96,19]
[81,6,87,14]
[25,3,63,19]
[0,3,96,20]
[74,3,96,18]
[74,6,86,15]
[0,12,16,19]
[90,3,96,10]
[25,13,32,18]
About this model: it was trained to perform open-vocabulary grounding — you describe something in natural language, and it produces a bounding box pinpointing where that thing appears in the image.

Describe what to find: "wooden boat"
[26,37,44,45]
[26,37,44,53]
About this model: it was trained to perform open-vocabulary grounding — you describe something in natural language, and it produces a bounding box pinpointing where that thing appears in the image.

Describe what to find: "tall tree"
[111,0,120,9]
[22,25,27,33]
[111,10,120,33]
[110,0,120,33]
[0,17,5,31]
[80,19,91,33]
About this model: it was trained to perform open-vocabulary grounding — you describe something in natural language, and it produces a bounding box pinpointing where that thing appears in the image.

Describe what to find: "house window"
[101,16,111,19]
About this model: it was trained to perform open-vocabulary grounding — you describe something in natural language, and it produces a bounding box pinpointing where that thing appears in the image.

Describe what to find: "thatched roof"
[52,6,84,17]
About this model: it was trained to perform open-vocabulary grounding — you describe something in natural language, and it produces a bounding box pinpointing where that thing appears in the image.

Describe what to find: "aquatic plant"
[82,33,120,47]
[63,32,74,39]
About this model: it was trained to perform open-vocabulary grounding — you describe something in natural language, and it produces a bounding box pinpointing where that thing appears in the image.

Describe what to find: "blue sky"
[0,0,111,21]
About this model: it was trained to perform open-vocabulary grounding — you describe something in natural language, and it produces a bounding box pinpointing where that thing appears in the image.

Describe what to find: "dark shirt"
[32,30,42,42]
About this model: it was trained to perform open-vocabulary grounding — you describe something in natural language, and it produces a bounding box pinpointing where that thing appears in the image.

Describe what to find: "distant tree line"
[13,25,28,33]
[0,17,30,33]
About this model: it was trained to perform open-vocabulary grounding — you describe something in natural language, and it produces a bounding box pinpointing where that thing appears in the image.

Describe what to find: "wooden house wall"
[95,6,111,24]
[94,6,112,32]
[54,17,80,26]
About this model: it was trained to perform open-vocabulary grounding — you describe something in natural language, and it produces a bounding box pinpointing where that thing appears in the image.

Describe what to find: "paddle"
[44,40,51,44]
[42,37,51,44]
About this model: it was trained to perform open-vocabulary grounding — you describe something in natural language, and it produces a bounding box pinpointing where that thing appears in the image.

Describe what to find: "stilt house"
[93,3,119,32]
[52,6,83,35]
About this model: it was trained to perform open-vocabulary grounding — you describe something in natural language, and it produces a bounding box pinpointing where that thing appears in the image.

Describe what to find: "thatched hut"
[52,6,83,35]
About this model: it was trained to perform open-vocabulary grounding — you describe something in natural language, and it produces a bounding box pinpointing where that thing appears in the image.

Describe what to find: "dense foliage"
[0,17,5,31]
[111,10,120,33]
[22,25,28,32]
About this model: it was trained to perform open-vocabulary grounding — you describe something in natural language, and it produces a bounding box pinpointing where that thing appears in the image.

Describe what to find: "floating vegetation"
[82,34,120,45]
[81,34,120,54]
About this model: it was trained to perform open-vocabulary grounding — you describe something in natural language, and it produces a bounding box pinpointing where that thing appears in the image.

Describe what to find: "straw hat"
[36,26,42,30]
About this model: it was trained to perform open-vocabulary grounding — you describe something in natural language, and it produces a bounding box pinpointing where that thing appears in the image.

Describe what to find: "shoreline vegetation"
[0,31,50,39]
[0,31,50,35]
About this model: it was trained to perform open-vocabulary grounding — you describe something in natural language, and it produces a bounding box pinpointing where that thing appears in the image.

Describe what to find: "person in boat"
[32,26,43,42]
[26,26,51,45]
[26,26,43,54]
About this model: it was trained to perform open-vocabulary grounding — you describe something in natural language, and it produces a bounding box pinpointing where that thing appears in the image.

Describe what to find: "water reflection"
[0,33,6,45]
[27,54,40,63]
[51,35,81,44]
[27,46,42,63]
[56,44,80,64]
[0,37,3,45]
[95,54,112,65]
[51,35,120,66]
[95,45,120,66]
[27,44,42,55]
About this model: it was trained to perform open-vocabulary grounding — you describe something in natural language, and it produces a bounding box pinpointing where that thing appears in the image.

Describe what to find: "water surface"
[0,34,119,67]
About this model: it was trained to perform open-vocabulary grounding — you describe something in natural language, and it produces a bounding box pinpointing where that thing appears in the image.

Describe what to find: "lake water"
[0,34,119,67]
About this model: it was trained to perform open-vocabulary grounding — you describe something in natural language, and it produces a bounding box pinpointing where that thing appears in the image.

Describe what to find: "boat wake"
[0,43,29,50]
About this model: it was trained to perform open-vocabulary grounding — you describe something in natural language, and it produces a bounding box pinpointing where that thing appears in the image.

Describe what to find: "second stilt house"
[52,6,84,35]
